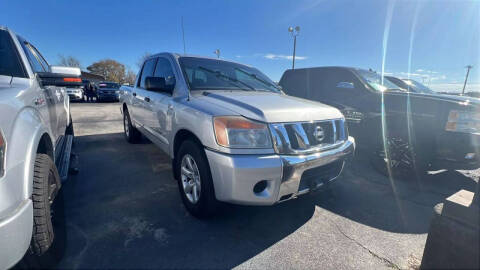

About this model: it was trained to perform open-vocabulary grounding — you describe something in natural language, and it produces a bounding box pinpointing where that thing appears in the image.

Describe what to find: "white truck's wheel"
[176,140,219,218]
[123,109,141,143]
[30,154,59,255]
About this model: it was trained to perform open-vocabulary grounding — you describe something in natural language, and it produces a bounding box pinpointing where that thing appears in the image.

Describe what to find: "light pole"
[214,49,220,59]
[462,65,473,95]
[288,26,300,70]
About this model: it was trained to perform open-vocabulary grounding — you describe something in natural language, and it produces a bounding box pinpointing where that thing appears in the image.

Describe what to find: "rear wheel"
[123,108,141,143]
[175,140,219,218]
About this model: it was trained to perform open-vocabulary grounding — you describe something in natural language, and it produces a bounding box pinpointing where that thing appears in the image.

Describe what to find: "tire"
[123,109,141,143]
[370,136,430,177]
[175,140,219,218]
[30,154,60,255]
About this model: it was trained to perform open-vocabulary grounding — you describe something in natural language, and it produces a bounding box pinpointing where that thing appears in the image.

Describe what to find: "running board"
[56,135,74,182]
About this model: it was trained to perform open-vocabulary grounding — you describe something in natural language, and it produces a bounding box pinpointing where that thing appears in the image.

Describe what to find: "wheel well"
[37,133,54,160]
[172,129,203,179]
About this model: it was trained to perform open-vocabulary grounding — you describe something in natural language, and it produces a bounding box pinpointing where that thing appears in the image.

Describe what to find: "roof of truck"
[146,52,252,67]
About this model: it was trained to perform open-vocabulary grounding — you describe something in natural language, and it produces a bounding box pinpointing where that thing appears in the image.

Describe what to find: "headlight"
[0,129,5,177]
[445,110,480,134]
[213,116,272,148]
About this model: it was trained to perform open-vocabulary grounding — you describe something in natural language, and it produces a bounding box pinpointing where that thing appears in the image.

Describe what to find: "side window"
[21,42,45,73]
[0,30,26,78]
[153,58,176,91]
[139,58,157,89]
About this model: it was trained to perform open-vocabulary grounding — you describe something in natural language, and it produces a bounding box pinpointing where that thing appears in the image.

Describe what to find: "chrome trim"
[270,118,346,155]
[276,136,355,201]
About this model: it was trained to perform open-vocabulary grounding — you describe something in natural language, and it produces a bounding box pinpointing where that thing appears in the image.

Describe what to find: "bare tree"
[87,59,126,83]
[124,69,137,85]
[137,52,152,69]
[58,55,81,68]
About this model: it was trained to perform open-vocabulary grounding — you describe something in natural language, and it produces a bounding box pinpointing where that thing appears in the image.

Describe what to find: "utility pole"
[288,26,300,70]
[462,65,473,95]
[181,16,186,54]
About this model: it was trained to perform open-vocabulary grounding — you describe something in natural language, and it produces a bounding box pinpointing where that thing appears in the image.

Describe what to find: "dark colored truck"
[280,66,480,175]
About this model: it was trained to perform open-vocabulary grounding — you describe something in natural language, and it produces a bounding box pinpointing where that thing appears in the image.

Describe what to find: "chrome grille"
[270,119,346,155]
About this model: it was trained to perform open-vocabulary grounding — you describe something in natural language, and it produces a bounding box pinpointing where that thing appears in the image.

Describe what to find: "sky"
[2,0,479,92]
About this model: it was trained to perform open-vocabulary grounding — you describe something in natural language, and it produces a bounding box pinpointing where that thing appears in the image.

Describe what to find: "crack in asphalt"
[330,220,401,270]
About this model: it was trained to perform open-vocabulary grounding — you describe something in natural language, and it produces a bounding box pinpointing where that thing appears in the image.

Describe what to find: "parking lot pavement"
[53,102,479,269]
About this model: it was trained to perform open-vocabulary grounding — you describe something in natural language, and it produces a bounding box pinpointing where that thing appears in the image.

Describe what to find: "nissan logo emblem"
[313,126,325,142]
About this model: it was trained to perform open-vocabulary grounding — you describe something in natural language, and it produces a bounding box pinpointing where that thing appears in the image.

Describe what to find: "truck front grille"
[270,119,347,155]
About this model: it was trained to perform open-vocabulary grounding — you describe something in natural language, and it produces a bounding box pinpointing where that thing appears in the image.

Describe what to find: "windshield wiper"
[197,66,255,91]
[234,68,279,91]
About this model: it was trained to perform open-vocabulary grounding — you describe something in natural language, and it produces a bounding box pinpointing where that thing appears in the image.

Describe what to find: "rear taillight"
[0,130,5,177]
[63,77,82,83]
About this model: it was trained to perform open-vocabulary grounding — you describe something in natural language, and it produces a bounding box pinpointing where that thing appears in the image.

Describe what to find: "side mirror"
[145,76,174,94]
[336,82,354,89]
[37,66,82,87]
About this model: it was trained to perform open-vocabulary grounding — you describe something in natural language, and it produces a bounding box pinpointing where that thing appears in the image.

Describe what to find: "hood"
[98,88,119,91]
[192,91,343,123]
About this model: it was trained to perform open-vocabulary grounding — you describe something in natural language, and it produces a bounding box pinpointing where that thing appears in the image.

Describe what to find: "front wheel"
[370,136,429,177]
[175,140,219,218]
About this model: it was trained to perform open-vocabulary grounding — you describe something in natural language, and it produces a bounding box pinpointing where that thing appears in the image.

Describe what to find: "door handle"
[145,97,150,102]
[133,92,137,97]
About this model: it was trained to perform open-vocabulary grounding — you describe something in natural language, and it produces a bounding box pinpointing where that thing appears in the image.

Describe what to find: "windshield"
[356,69,402,92]
[98,82,120,89]
[402,79,436,94]
[179,57,281,92]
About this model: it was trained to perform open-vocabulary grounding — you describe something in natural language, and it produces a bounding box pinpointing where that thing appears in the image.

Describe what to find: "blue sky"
[2,0,479,89]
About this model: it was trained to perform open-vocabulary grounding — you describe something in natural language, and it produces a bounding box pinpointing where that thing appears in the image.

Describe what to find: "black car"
[96,81,120,102]
[280,67,480,175]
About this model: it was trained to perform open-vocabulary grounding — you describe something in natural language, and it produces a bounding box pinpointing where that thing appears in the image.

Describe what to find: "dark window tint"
[21,42,45,72]
[0,30,26,78]
[139,58,157,89]
[153,58,176,91]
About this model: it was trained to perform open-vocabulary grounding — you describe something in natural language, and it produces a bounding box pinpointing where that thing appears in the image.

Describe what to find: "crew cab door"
[143,57,176,153]
[131,58,157,127]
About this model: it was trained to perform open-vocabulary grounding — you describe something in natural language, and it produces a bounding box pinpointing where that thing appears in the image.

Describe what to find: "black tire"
[30,154,60,255]
[370,137,430,177]
[123,108,141,143]
[175,140,219,218]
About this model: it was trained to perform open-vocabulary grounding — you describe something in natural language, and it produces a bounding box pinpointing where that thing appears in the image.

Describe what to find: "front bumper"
[206,136,355,205]
[68,91,83,100]
[0,200,33,269]
[97,93,119,100]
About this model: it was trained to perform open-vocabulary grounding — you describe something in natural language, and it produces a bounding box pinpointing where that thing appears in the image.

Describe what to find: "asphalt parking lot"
[50,102,478,269]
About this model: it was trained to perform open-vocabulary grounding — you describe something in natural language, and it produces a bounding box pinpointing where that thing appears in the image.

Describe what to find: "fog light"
[465,153,476,160]
[253,180,267,194]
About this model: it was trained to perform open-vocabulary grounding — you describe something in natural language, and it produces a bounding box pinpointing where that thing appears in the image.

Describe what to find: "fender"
[7,106,54,201]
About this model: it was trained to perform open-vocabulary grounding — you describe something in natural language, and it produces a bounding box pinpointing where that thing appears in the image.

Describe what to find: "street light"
[214,49,220,59]
[288,26,300,69]
[462,65,473,95]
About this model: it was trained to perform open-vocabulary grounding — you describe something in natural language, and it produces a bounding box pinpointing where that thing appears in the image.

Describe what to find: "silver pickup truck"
[120,53,355,218]
[0,27,79,268]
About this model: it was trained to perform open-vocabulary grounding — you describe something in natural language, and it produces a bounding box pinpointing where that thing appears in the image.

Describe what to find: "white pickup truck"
[0,27,79,268]
[120,53,355,218]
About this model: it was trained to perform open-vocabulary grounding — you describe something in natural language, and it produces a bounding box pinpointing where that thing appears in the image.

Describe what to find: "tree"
[58,55,81,68]
[124,69,137,85]
[137,52,152,69]
[87,59,125,83]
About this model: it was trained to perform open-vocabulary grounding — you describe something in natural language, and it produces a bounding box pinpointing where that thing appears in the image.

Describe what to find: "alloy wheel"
[180,154,201,204]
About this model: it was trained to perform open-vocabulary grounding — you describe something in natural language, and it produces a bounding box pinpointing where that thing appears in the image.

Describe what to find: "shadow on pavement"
[313,150,478,234]
[54,132,316,269]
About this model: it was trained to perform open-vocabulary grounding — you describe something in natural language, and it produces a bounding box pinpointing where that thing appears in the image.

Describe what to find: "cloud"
[263,53,308,60]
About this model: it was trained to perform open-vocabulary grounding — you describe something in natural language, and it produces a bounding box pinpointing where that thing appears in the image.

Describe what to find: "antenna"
[181,16,186,54]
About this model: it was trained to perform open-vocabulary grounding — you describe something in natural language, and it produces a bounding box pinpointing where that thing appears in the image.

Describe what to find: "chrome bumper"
[206,136,355,205]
